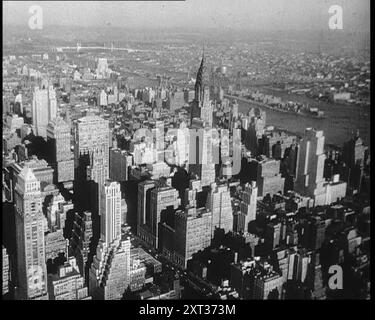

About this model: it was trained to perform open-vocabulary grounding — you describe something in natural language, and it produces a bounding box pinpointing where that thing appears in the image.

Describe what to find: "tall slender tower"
[194,49,210,103]
[14,168,48,300]
[47,116,74,185]
[32,85,57,138]
[137,180,157,240]
[149,180,181,249]
[295,128,326,205]
[100,180,122,246]
[89,180,131,300]
[191,50,213,126]
[74,115,110,214]
[70,211,93,283]
[240,181,258,232]
[208,182,233,237]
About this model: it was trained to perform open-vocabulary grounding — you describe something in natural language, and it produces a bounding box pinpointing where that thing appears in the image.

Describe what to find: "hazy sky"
[3,0,370,32]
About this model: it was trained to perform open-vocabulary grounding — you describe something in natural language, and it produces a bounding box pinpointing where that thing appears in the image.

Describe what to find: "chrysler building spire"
[194,48,209,103]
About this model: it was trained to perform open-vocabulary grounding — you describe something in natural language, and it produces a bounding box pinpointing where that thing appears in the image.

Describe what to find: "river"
[228,90,370,148]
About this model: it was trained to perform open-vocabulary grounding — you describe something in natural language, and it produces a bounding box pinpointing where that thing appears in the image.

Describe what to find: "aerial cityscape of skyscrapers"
[2,0,371,304]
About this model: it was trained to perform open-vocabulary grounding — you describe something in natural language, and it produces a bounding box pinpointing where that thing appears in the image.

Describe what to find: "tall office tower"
[240,182,258,232]
[161,206,212,269]
[265,221,282,250]
[73,115,110,213]
[31,86,57,138]
[100,180,122,246]
[2,246,10,296]
[219,129,234,179]
[89,180,130,299]
[47,257,91,300]
[109,148,131,182]
[233,205,246,234]
[220,128,230,159]
[88,181,126,298]
[175,123,190,166]
[48,85,57,115]
[47,117,74,185]
[283,143,298,177]
[232,125,243,175]
[199,102,213,127]
[189,121,216,187]
[191,52,213,126]
[342,131,367,192]
[152,120,165,162]
[74,116,110,179]
[165,128,180,166]
[70,211,93,284]
[207,182,233,237]
[148,181,181,249]
[137,180,157,241]
[96,58,109,79]
[243,109,266,156]
[14,168,48,300]
[342,130,367,168]
[295,128,327,206]
[256,157,285,198]
[98,89,108,106]
[89,238,131,300]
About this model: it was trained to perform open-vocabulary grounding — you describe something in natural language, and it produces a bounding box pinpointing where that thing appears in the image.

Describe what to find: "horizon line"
[4,24,370,34]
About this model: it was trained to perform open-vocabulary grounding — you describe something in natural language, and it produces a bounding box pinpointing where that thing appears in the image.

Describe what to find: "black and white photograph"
[1,0,371,306]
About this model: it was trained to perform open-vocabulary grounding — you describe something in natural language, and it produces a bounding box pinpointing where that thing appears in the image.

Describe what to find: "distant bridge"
[54,42,152,53]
